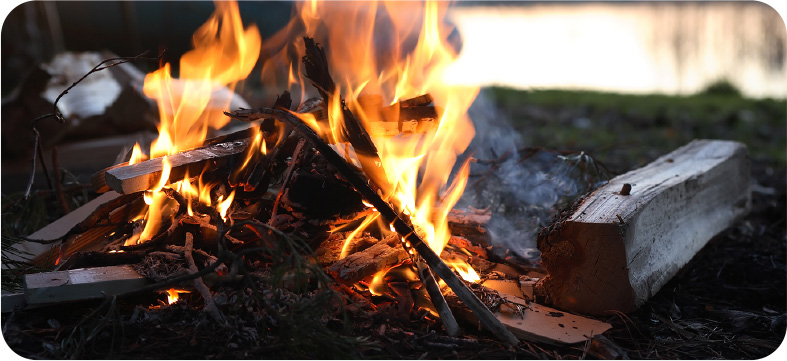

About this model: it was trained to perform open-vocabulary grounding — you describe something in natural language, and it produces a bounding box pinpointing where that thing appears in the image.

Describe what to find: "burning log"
[229,100,439,142]
[104,137,253,194]
[536,139,751,316]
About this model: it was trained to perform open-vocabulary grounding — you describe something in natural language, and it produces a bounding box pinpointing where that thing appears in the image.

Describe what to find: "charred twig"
[244,107,520,346]
[115,187,188,251]
[118,215,182,252]
[242,129,296,193]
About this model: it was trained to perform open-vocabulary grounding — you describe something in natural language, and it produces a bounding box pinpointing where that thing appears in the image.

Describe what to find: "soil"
[2,88,785,359]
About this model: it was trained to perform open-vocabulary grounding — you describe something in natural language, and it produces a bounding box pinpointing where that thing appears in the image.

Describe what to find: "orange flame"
[264,0,480,281]
[131,1,261,244]
[128,143,148,165]
[134,0,479,283]
[166,289,190,304]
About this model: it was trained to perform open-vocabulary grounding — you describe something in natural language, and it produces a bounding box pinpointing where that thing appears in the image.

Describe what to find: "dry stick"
[239,108,520,346]
[52,147,72,214]
[184,232,224,323]
[36,137,54,191]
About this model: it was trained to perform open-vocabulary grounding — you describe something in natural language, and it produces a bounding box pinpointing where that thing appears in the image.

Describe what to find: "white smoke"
[458,89,601,259]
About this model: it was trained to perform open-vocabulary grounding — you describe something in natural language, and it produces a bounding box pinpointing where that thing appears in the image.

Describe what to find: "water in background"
[445,2,786,98]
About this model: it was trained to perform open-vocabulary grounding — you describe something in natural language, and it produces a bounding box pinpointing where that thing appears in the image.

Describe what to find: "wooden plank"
[446,280,611,345]
[1,292,26,313]
[536,139,751,316]
[3,191,123,268]
[105,138,252,194]
[24,265,150,305]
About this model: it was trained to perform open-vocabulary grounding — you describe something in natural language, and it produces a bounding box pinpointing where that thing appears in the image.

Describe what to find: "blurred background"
[3,1,786,97]
[2,1,785,247]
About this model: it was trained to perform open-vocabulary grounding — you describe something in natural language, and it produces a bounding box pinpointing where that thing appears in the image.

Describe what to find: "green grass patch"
[486,87,786,171]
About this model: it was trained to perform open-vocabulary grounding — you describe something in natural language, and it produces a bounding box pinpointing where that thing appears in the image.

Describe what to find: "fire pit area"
[2,1,785,359]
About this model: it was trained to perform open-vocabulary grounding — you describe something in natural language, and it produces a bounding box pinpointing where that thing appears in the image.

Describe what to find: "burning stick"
[230,99,439,142]
[232,107,520,346]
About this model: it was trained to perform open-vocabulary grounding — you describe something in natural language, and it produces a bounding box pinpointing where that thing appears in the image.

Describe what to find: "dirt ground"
[2,88,785,359]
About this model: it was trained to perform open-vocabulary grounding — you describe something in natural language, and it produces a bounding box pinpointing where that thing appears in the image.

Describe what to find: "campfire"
[3,0,759,357]
[8,0,577,346]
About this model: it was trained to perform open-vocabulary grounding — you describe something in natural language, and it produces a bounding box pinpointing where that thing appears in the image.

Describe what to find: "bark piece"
[24,265,150,306]
[105,138,252,194]
[536,139,751,315]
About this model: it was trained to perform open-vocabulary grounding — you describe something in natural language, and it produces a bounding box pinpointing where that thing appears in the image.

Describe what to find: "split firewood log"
[536,139,751,315]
